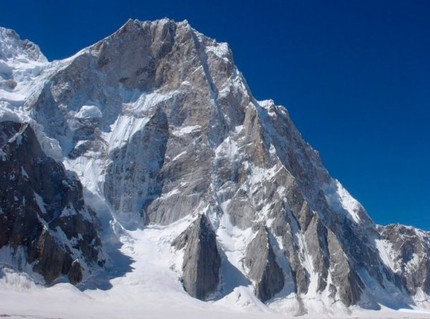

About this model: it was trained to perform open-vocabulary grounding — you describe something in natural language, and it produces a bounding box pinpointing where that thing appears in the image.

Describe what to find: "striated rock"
[326,228,363,306]
[172,214,221,300]
[104,107,169,225]
[245,226,284,302]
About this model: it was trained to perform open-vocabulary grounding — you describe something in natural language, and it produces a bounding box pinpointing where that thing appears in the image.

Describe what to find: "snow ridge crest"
[0,27,46,63]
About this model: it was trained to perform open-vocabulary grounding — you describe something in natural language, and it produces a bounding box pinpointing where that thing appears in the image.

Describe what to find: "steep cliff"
[0,121,104,284]
[0,20,429,313]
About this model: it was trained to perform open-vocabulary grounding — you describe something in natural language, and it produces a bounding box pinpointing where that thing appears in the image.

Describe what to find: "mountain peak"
[1,19,430,316]
[0,27,46,63]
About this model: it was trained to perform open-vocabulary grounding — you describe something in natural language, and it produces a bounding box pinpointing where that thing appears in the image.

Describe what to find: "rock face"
[172,214,221,300]
[1,19,430,311]
[245,226,284,302]
[0,121,104,284]
[378,224,430,295]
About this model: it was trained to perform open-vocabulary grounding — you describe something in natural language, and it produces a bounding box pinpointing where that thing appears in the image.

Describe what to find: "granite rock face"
[245,226,284,302]
[0,121,104,284]
[172,214,221,300]
[1,19,430,310]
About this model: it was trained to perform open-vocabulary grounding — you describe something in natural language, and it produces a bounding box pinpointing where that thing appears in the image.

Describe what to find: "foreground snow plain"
[2,218,430,319]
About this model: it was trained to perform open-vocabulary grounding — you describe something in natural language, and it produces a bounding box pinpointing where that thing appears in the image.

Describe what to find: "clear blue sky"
[1,0,429,229]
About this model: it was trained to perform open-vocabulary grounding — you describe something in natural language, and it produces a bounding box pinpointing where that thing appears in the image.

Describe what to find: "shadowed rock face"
[104,107,169,223]
[0,121,104,284]
[172,214,221,300]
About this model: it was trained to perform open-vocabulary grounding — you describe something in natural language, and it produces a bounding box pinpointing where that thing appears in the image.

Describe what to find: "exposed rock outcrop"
[378,224,430,295]
[0,121,104,284]
[245,226,284,302]
[172,214,221,300]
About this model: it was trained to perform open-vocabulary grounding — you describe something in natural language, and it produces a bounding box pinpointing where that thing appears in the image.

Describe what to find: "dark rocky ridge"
[0,121,104,284]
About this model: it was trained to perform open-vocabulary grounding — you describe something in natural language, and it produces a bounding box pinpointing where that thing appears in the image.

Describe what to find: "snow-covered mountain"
[1,19,430,316]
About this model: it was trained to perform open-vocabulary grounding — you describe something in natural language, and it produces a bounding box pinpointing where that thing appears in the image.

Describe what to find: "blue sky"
[1,0,429,229]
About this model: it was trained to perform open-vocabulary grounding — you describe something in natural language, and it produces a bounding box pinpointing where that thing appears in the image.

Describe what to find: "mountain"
[0,19,429,315]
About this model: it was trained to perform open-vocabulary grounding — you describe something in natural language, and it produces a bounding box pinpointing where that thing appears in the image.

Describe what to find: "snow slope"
[2,222,430,319]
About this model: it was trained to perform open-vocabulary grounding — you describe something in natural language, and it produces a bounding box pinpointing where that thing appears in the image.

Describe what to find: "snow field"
[2,220,430,318]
